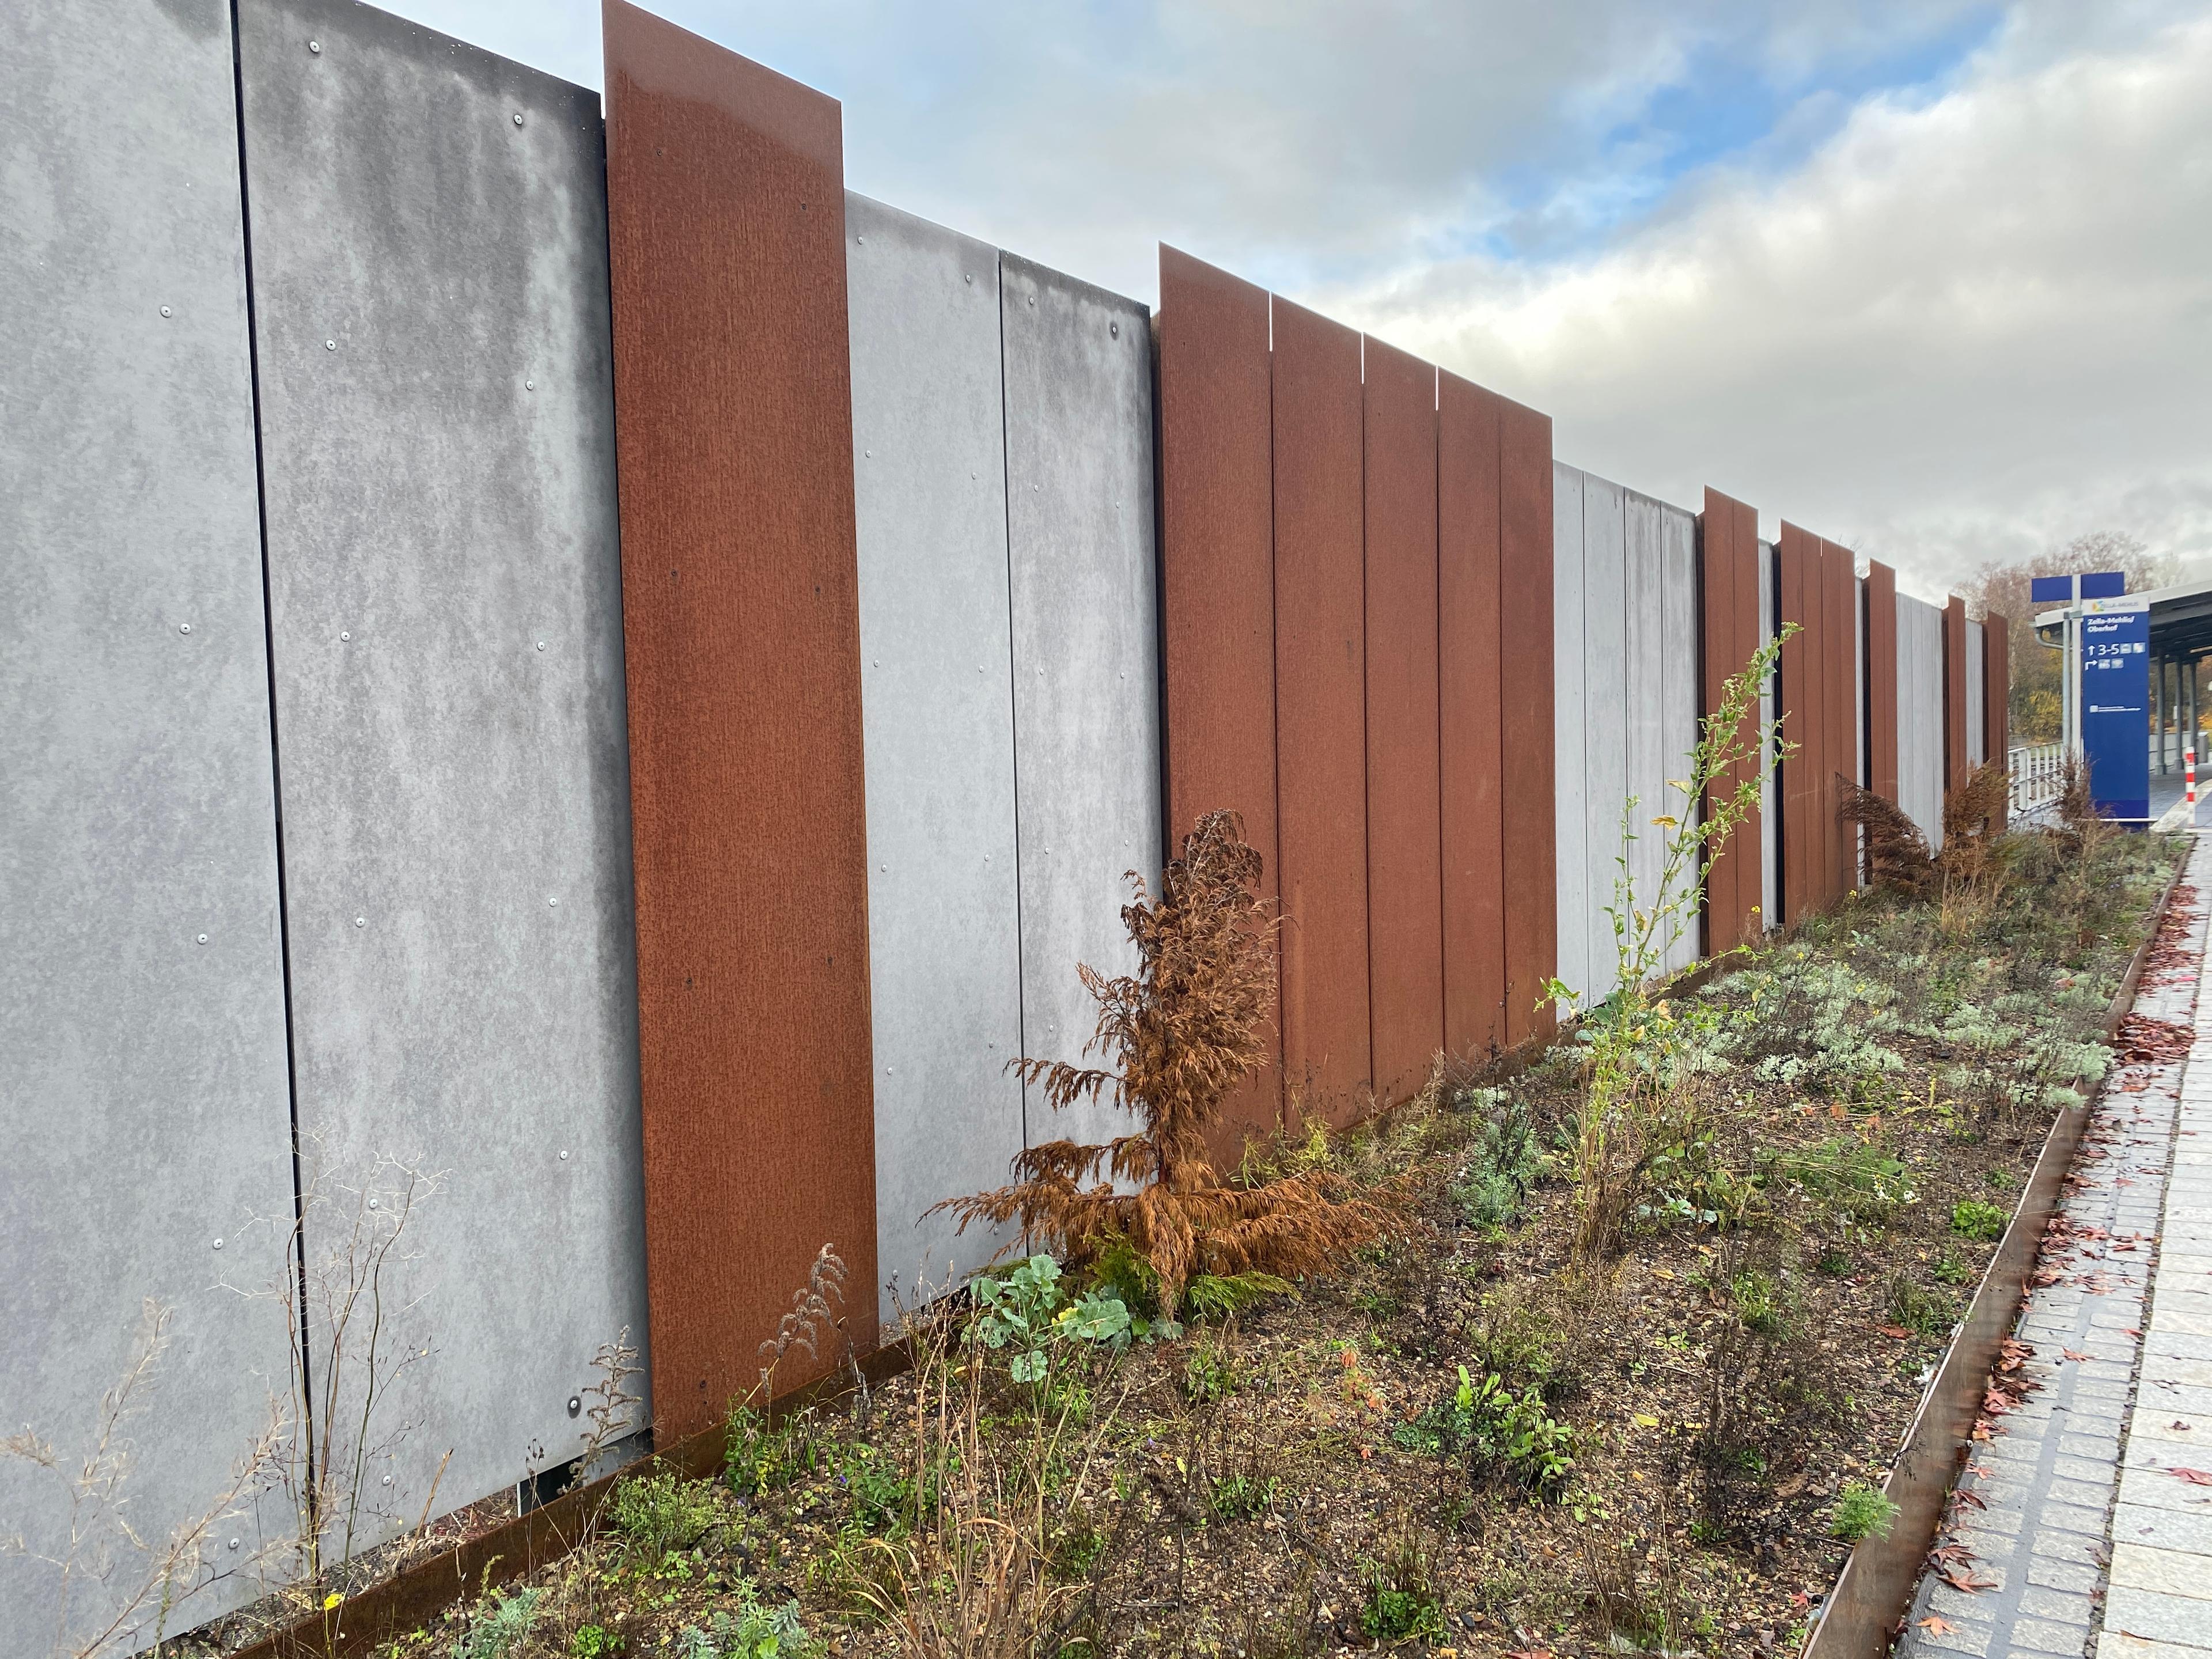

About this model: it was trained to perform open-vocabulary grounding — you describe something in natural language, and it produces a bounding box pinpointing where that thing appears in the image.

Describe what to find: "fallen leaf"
[1632,1414,1661,1429]
[1877,1324,1912,1340]
[2063,1349,2092,1362]
[2173,1421,2194,1432]
[1790,1590,1810,1608]
[2170,1467,2212,1486]
[1918,1616,1957,1635]
[1937,1565,1998,1593]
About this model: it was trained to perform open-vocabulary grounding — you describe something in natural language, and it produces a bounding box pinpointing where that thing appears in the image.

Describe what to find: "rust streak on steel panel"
[1944,595,1969,799]
[1498,399,1555,1044]
[1439,373,1506,1056]
[1985,613,2010,827]
[1866,560,1900,804]
[603,0,878,1437]
[1157,247,1280,1157]
[1362,338,1444,1102]
[1732,497,1763,937]
[1270,298,1370,1124]
[1699,488,1741,948]
[1776,524,1812,921]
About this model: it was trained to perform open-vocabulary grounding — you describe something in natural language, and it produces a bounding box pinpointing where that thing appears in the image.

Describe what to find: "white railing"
[2010,743,2066,817]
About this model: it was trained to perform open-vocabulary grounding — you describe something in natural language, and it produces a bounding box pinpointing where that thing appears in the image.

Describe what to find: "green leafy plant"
[1183,1270,1296,1323]
[1361,1525,1446,1642]
[1884,1271,1955,1338]
[839,1444,913,1535]
[1450,1097,1543,1229]
[1726,1270,1791,1339]
[1181,1337,1239,1405]
[673,1581,808,1659]
[1548,628,1796,1262]
[1932,1246,1976,1285]
[1391,1365,1574,1495]
[971,1254,1132,1383]
[1951,1199,2009,1241]
[454,1586,542,1659]
[1206,1470,1279,1522]
[604,1467,718,1567]
[570,1628,622,1659]
[1830,1480,1900,1544]
[724,1403,817,1498]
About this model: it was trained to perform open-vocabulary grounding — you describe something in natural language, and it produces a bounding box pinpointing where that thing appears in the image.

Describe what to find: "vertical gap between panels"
[1430,365,1445,1061]
[228,0,317,1538]
[996,253,1028,1157]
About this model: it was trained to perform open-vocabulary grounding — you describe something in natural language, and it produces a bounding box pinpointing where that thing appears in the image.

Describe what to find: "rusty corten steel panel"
[1157,247,1281,1154]
[1362,338,1445,1103]
[1440,373,1507,1055]
[1777,524,1815,921]
[1944,595,1969,797]
[1498,399,1556,1044]
[1270,298,1371,1123]
[1984,612,2010,826]
[1866,560,1900,804]
[603,0,878,1437]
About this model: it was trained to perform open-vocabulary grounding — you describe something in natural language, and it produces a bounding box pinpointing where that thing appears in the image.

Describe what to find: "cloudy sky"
[390,0,2211,603]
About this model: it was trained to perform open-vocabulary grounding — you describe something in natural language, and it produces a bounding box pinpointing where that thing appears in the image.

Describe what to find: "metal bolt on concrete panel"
[178,623,190,633]
[307,39,319,52]
[536,641,545,651]
[211,1238,222,1249]
[1110,321,1119,338]
[354,916,365,927]
[228,1539,239,1551]
[964,274,972,285]
[160,305,171,317]
[196,933,207,944]
[513,113,523,127]
[525,378,534,390]
[567,1396,581,1416]
[325,340,335,350]
[548,896,558,906]
[368,1198,378,1210]
[559,1150,569,1160]
[340,630,350,641]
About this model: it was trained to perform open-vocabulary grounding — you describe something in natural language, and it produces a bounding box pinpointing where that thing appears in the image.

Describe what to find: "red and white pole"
[2188,743,2197,809]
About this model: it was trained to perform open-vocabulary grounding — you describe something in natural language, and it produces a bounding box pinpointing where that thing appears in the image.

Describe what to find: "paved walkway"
[1897,836,2211,1659]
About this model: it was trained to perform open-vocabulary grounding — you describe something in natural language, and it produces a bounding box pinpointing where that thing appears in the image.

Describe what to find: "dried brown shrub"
[936,810,1395,1315]
[1837,781,1936,896]
[1840,758,2014,902]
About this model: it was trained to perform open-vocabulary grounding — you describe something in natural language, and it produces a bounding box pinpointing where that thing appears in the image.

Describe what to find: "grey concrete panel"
[1968,622,1987,767]
[237,0,646,1554]
[1552,464,1588,1000]
[1623,493,1667,974]
[999,253,1161,1171]
[845,195,1026,1319]
[1659,503,1701,972]
[1581,475,1628,999]
[0,1,301,1649]
[1760,543,1778,932]
[1899,595,1946,846]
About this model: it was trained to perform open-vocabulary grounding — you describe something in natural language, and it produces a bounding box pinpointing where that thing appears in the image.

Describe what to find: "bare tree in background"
[1964,531,2177,743]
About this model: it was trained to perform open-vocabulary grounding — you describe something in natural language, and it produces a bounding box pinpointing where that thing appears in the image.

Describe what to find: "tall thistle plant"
[1548,626,1796,1261]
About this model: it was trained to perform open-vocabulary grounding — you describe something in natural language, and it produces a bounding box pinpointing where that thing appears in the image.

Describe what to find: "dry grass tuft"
[936,809,1396,1316]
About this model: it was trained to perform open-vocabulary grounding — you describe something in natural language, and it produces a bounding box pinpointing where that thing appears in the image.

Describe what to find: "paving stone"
[1915,1617,1998,1657]
[2008,1615,2093,1655]
[2104,1585,2212,1647]
[2017,1584,2096,1623]
[2111,1500,2212,1552]
[2109,1541,2212,1602]
[2095,1634,2212,1659]
[2026,1557,2101,1593]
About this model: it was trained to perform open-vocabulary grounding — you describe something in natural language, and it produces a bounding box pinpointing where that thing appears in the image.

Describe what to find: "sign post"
[2080,596,2150,821]
[2031,572,2142,821]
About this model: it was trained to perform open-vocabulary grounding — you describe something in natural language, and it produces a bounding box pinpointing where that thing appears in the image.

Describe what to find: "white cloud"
[374,0,2209,598]
[1319,6,2212,597]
